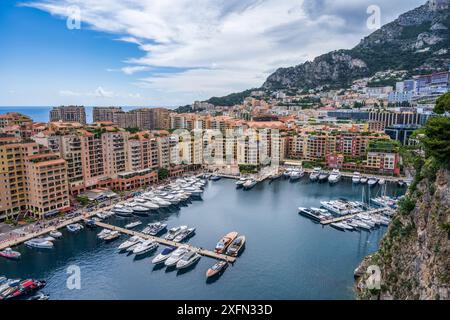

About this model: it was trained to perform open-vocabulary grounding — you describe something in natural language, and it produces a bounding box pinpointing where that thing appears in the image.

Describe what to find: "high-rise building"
[0,138,70,220]
[93,107,123,123]
[50,106,86,124]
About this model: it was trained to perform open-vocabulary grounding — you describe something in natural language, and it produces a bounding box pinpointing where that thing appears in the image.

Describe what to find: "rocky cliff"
[263,1,450,91]
[355,167,450,300]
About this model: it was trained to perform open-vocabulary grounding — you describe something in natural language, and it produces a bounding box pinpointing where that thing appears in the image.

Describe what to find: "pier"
[92,221,237,263]
[320,207,393,225]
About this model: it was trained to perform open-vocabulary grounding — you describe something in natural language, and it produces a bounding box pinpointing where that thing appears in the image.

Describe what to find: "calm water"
[0,178,405,300]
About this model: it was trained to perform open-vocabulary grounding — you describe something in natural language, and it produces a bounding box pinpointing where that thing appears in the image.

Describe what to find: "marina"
[0,175,405,299]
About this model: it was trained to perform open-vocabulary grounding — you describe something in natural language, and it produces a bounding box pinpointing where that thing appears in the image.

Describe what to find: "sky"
[0,0,426,107]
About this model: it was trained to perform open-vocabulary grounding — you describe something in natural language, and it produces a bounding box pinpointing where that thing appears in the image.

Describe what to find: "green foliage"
[158,168,169,180]
[399,22,432,40]
[76,196,90,206]
[125,127,140,134]
[434,92,450,115]
[368,139,401,153]
[440,222,450,233]
[398,196,415,216]
[207,88,258,106]
[421,116,450,168]
[239,165,259,174]
[174,105,193,113]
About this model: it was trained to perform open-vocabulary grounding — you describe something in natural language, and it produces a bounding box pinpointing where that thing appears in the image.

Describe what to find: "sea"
[0,178,406,300]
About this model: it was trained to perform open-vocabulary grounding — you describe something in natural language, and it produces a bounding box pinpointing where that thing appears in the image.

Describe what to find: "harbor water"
[0,178,405,300]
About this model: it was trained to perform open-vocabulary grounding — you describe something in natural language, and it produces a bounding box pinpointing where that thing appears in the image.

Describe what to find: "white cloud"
[94,86,114,98]
[27,0,424,104]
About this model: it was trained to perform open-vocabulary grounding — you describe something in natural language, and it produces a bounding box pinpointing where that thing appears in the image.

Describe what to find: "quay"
[301,168,407,183]
[0,205,113,251]
[91,221,237,263]
[320,207,393,225]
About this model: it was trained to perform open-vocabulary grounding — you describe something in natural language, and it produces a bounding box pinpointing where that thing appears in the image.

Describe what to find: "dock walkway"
[93,221,236,263]
[320,207,393,225]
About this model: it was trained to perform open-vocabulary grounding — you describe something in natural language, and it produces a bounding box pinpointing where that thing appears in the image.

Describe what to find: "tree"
[434,92,450,114]
[158,168,169,180]
[76,196,90,206]
[421,116,450,168]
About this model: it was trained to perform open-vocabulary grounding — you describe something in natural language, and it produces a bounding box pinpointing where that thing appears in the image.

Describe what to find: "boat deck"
[93,221,236,263]
[320,207,393,225]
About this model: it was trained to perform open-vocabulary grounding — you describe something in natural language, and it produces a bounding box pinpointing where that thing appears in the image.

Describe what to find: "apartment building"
[50,106,86,124]
[79,130,107,189]
[102,131,130,177]
[25,153,70,217]
[128,132,159,171]
[0,139,70,220]
[112,108,171,130]
[93,107,123,123]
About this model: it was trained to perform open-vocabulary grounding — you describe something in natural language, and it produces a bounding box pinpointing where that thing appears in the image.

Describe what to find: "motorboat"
[289,170,302,181]
[320,201,350,216]
[243,179,257,190]
[360,176,368,184]
[309,168,322,182]
[318,171,329,182]
[127,203,150,217]
[25,239,54,249]
[97,229,112,240]
[103,231,121,242]
[29,293,50,301]
[66,223,83,232]
[2,279,46,300]
[235,178,247,188]
[151,246,177,264]
[226,235,246,257]
[215,232,238,254]
[206,261,228,278]
[283,170,291,178]
[49,230,62,238]
[134,198,160,211]
[143,222,167,236]
[378,178,386,185]
[176,251,201,269]
[328,169,341,184]
[173,227,196,243]
[0,279,20,294]
[352,219,372,231]
[152,197,171,208]
[352,172,361,184]
[118,236,142,251]
[0,248,21,260]
[368,177,378,187]
[84,219,97,229]
[210,175,221,181]
[164,246,190,267]
[125,221,142,230]
[269,172,283,181]
[113,204,134,217]
[133,240,158,256]
[165,226,187,241]
[298,207,325,222]
[330,222,353,231]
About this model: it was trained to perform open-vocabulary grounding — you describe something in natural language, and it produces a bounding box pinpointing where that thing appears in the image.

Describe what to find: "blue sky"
[0,0,426,107]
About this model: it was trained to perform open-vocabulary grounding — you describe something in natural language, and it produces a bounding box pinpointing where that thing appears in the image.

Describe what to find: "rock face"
[263,1,450,91]
[355,169,450,300]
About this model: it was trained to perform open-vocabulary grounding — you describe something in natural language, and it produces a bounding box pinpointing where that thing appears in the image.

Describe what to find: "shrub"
[398,197,415,216]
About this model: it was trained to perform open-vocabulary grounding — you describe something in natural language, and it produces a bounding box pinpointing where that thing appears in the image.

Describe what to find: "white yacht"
[133,240,158,256]
[25,239,54,249]
[328,169,341,184]
[134,198,160,210]
[368,177,378,187]
[152,197,171,208]
[113,204,134,217]
[352,172,361,184]
[243,179,257,190]
[97,229,112,239]
[152,246,177,264]
[66,223,83,232]
[165,226,187,241]
[118,236,143,251]
[235,177,247,188]
[125,221,142,229]
[164,246,190,267]
[309,168,322,182]
[360,176,368,184]
[49,230,62,238]
[378,178,386,185]
[176,251,201,269]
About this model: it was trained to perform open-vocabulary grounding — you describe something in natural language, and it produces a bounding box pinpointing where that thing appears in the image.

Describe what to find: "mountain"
[262,1,450,91]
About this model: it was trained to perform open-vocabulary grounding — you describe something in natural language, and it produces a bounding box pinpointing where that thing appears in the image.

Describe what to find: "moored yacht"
[25,239,54,249]
[309,167,322,182]
[133,240,158,256]
[352,172,361,184]
[176,251,201,269]
[118,236,142,251]
[165,226,187,241]
[0,248,21,260]
[143,222,167,236]
[226,235,246,257]
[49,230,62,238]
[360,176,368,184]
[368,177,378,187]
[328,169,341,184]
[235,177,247,188]
[318,171,329,182]
[173,227,196,243]
[113,204,134,217]
[164,246,190,267]
[215,232,238,254]
[125,221,142,229]
[152,246,177,264]
[66,223,83,232]
[243,179,257,190]
[206,261,228,279]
